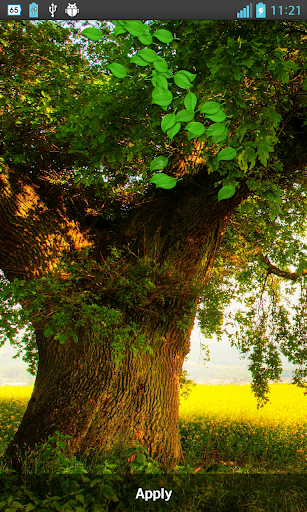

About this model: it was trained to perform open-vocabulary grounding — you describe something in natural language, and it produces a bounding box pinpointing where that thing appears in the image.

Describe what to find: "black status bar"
[2,2,305,20]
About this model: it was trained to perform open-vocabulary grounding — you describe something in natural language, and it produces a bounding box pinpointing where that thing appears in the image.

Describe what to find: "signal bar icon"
[237,3,253,18]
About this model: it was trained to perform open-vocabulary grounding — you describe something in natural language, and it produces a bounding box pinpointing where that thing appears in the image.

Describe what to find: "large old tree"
[1,19,307,470]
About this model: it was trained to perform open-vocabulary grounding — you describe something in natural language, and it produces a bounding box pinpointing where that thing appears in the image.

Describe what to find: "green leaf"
[130,55,148,66]
[242,56,255,68]
[161,113,177,133]
[153,29,173,43]
[149,173,177,189]
[167,122,181,140]
[174,72,192,89]
[207,123,226,137]
[25,504,35,512]
[138,33,152,45]
[125,21,147,37]
[111,20,126,25]
[114,26,127,37]
[81,28,103,41]
[44,325,54,337]
[56,332,68,344]
[11,502,25,509]
[184,92,197,112]
[153,59,168,73]
[217,147,237,162]
[152,86,165,98]
[218,185,236,201]
[205,110,226,122]
[185,122,205,138]
[212,128,229,143]
[258,140,274,166]
[108,63,127,78]
[178,70,197,82]
[267,109,282,128]
[176,109,194,123]
[137,49,159,63]
[238,146,256,171]
[150,156,168,172]
[152,90,173,107]
[200,101,220,115]
[152,68,172,79]
[263,190,282,204]
[151,75,169,90]
[159,71,172,79]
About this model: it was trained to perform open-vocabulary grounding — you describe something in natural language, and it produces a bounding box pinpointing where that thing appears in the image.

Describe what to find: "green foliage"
[4,19,301,208]
[217,184,237,201]
[0,245,201,366]
[148,173,179,189]
[218,147,237,162]
[198,182,307,405]
[180,369,196,400]
[81,20,238,199]
[0,262,150,364]
[126,445,161,474]
[29,431,88,475]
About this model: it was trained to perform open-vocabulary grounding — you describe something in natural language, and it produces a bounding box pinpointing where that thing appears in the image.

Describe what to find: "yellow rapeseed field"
[1,383,307,472]
[0,384,33,402]
[179,383,307,426]
[0,385,33,451]
[179,383,307,472]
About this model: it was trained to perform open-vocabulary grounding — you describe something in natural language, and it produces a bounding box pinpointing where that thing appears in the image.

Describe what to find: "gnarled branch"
[258,252,307,281]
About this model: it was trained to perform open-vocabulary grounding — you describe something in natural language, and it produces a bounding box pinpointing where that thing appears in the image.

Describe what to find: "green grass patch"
[1,384,307,510]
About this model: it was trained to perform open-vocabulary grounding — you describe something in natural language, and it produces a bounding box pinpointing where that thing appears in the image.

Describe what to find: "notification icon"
[29,2,38,17]
[7,4,22,15]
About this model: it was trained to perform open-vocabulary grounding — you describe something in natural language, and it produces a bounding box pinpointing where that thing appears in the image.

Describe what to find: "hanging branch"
[257,252,306,281]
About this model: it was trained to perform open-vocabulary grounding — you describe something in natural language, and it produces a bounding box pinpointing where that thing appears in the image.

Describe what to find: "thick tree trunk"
[0,163,249,471]
[5,313,191,471]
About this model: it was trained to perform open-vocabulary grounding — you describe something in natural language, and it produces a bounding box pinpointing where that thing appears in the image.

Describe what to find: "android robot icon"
[65,2,79,16]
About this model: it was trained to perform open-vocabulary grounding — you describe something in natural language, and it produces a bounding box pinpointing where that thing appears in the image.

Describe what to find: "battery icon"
[256,2,266,17]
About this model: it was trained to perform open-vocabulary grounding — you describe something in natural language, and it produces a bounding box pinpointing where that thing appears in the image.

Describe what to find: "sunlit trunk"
[0,164,249,470]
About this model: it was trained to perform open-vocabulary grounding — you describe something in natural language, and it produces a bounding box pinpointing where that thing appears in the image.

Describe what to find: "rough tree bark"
[0,159,249,471]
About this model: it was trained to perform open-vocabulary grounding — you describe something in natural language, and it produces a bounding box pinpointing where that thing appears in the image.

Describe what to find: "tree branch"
[258,252,307,281]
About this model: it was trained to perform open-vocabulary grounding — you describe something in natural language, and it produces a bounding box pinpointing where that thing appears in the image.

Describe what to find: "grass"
[179,383,307,473]
[1,383,307,510]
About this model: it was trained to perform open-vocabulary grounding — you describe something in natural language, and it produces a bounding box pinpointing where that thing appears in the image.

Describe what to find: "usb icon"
[29,2,38,17]
[256,2,266,17]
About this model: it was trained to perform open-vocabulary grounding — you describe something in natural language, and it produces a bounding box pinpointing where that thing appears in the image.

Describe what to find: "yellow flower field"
[0,384,33,402]
[1,383,307,473]
[179,383,307,472]
[180,383,307,426]
[0,385,33,452]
